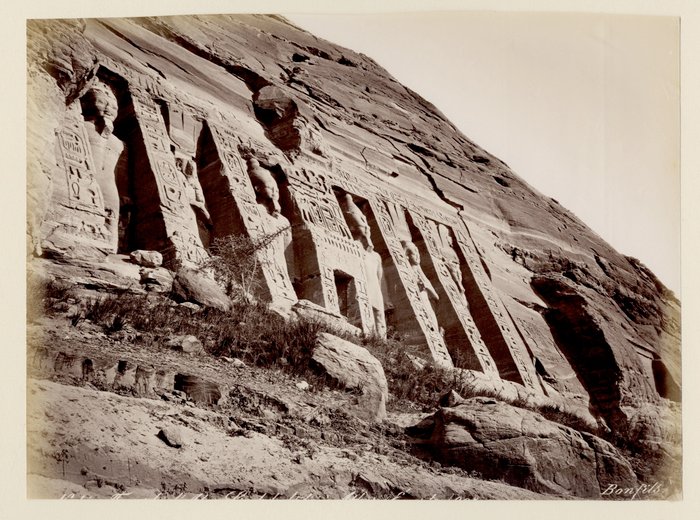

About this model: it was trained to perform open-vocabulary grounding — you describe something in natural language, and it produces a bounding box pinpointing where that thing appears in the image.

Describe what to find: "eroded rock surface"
[407,397,638,498]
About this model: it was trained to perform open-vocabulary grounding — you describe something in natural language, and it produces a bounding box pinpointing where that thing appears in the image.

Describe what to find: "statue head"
[175,153,197,178]
[83,81,119,135]
[402,240,420,265]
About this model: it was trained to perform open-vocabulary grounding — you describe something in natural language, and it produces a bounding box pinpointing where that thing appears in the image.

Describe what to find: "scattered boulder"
[407,396,637,498]
[172,268,231,311]
[157,427,183,448]
[130,250,163,268]
[312,333,388,422]
[351,472,396,497]
[166,335,205,355]
[139,268,174,292]
[293,300,361,337]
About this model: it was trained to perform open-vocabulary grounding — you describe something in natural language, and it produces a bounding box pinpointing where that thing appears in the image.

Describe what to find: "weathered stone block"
[312,332,388,422]
[407,397,637,498]
[130,250,163,268]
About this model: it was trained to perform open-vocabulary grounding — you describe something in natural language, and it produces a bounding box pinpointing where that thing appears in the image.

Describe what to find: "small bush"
[357,334,455,409]
[537,402,597,434]
[207,301,323,370]
[201,228,290,304]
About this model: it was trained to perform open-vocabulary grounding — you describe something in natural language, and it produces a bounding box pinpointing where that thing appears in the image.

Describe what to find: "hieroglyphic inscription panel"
[453,220,540,391]
[56,119,105,214]
[43,102,114,252]
[370,198,453,368]
[290,180,352,240]
[410,212,499,376]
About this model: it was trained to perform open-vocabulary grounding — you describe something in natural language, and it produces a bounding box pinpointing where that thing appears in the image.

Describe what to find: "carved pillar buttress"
[206,120,298,304]
[410,212,500,377]
[370,198,453,368]
[453,220,541,391]
[130,90,207,267]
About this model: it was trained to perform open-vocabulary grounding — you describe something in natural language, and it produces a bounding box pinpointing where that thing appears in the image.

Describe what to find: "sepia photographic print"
[17,0,694,512]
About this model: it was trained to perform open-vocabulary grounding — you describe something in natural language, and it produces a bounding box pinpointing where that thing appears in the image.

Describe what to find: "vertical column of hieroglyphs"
[287,168,374,332]
[370,197,453,368]
[410,212,500,377]
[206,120,297,303]
[48,101,112,252]
[129,89,207,267]
[453,221,540,391]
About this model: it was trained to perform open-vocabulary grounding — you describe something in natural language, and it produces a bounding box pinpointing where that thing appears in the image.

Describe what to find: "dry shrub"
[202,228,289,304]
[358,334,455,410]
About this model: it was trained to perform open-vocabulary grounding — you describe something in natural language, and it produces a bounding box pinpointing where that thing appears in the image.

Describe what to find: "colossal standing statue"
[335,190,387,336]
[247,157,282,217]
[338,192,373,252]
[402,239,441,333]
[245,157,294,289]
[175,152,211,222]
[81,80,124,253]
[363,247,389,338]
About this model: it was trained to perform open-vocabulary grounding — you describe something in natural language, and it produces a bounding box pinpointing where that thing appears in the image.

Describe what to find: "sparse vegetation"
[26,274,74,322]
[202,228,290,304]
[76,291,326,379]
[32,267,603,431]
[358,333,456,410]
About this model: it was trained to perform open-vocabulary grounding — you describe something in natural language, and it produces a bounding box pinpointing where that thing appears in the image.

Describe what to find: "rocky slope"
[26,14,681,499]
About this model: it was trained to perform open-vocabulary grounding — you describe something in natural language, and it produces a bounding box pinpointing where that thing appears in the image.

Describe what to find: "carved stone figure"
[81,80,124,253]
[174,151,211,222]
[338,193,373,251]
[246,157,281,217]
[438,223,465,293]
[402,239,441,332]
[363,249,388,338]
[244,157,294,288]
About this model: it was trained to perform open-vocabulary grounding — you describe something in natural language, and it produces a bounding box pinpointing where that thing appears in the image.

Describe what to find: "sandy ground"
[26,315,546,500]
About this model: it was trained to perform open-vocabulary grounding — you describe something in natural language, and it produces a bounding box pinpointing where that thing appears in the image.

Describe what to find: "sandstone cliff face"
[27,14,680,494]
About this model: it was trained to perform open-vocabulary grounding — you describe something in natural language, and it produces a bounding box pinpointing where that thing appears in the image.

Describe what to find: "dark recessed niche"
[338,55,357,67]
[493,176,510,188]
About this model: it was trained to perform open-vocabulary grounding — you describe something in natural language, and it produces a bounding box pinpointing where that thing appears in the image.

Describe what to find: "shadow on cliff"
[530,274,626,434]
